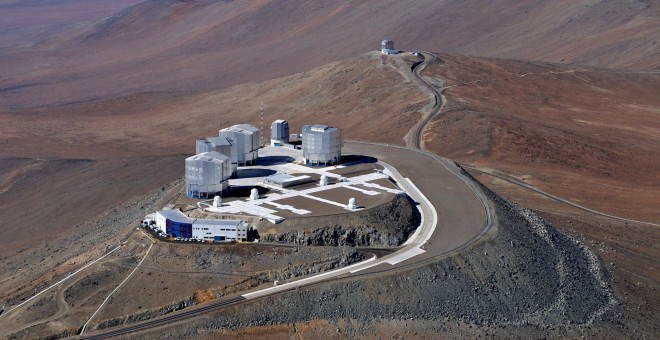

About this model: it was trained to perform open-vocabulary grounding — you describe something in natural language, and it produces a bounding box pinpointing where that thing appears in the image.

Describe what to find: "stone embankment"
[129,174,616,338]
[260,194,419,246]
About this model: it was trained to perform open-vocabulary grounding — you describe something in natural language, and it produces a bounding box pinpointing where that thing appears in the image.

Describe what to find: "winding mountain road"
[405,52,446,149]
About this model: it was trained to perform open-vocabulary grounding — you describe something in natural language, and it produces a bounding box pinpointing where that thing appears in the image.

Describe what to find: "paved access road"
[344,142,493,273]
[405,52,445,149]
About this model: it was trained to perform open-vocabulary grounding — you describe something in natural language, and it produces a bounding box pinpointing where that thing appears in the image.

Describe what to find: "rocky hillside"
[260,194,419,247]
[117,173,625,339]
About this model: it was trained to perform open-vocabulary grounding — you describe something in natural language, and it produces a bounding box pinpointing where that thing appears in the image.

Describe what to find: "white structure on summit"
[381,39,398,55]
[185,151,232,198]
[270,120,290,146]
[219,124,261,166]
[302,124,343,166]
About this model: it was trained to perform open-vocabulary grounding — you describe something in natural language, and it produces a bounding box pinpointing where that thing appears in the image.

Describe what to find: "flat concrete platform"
[308,186,393,209]
[193,146,403,223]
[341,142,490,271]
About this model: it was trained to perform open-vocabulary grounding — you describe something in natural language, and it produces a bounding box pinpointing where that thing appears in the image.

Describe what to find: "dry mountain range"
[1,0,658,108]
[0,0,658,338]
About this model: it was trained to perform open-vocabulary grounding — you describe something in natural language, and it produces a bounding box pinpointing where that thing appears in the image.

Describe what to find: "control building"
[264,173,314,188]
[302,124,343,166]
[195,136,238,175]
[270,120,290,146]
[381,39,398,55]
[155,209,248,241]
[219,124,261,166]
[185,151,232,198]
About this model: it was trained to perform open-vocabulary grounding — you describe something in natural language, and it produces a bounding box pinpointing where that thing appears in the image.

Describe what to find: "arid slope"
[422,54,660,222]
[0,52,425,299]
[1,0,658,107]
[0,53,427,159]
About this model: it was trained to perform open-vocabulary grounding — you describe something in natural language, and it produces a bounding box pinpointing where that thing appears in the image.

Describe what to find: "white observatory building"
[381,39,397,55]
[218,124,261,166]
[302,124,343,166]
[270,120,290,146]
[195,136,237,175]
[185,151,232,198]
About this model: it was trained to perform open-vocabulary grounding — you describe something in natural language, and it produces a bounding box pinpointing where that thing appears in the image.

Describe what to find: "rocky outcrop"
[260,194,419,246]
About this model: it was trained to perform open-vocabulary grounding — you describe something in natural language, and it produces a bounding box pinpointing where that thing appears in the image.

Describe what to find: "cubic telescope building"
[195,136,238,175]
[185,151,232,198]
[302,124,343,166]
[381,39,398,54]
[219,124,261,166]
[155,209,248,241]
[270,120,290,146]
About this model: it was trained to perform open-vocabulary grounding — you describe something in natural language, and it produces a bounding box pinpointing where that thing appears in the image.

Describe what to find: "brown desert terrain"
[1,0,658,108]
[0,0,658,338]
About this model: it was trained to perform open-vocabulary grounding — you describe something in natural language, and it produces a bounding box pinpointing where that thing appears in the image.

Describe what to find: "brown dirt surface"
[0,0,143,31]
[1,224,364,338]
[1,1,657,108]
[0,156,182,259]
[417,54,659,335]
[0,232,147,339]
[0,53,426,159]
[423,53,660,223]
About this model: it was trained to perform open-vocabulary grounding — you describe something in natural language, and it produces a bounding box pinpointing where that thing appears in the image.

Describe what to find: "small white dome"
[348,197,358,210]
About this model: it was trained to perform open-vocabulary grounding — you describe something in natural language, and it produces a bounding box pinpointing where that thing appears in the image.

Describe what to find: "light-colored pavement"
[405,52,446,149]
[343,142,493,272]
[242,159,439,299]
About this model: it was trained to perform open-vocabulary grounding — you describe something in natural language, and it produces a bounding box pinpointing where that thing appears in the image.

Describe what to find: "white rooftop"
[302,124,340,134]
[266,173,312,185]
[223,124,260,134]
[157,209,193,223]
[188,151,229,163]
[194,219,244,227]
